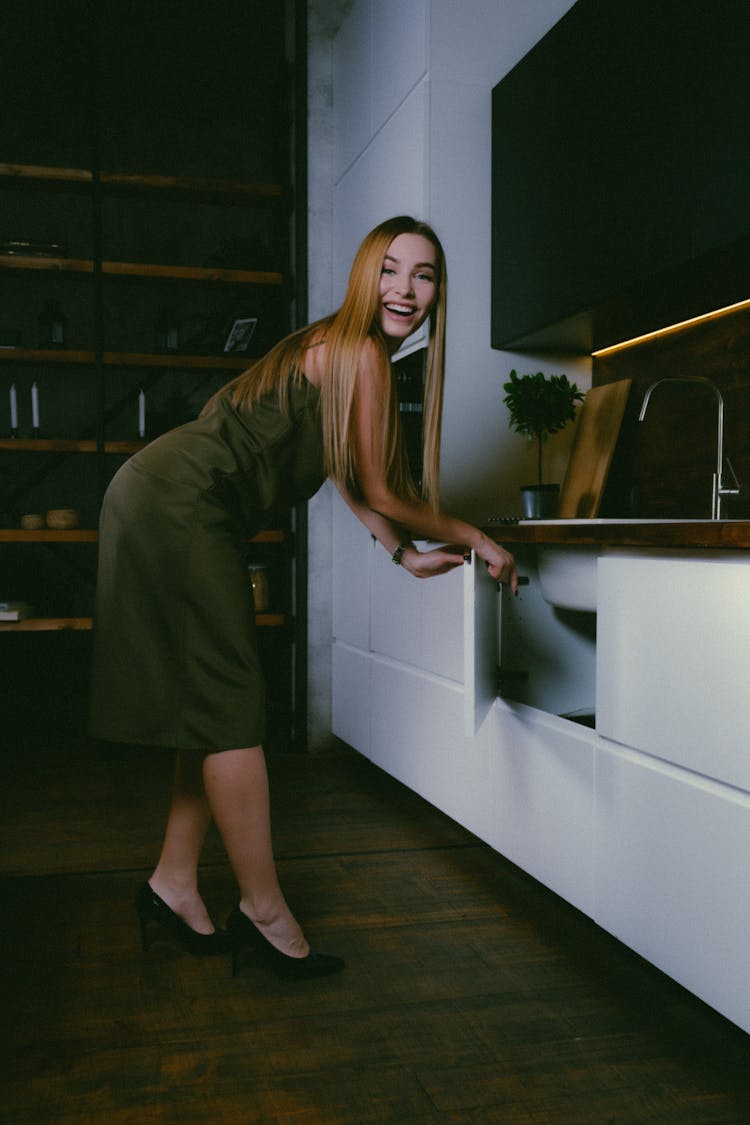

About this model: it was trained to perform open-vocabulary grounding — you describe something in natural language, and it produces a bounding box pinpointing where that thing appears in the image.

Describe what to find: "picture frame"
[223,317,258,354]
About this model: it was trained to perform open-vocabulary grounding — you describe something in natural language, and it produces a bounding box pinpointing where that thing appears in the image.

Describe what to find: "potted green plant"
[503,369,585,518]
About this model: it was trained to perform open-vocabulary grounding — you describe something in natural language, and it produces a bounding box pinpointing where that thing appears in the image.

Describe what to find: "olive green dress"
[88,376,324,750]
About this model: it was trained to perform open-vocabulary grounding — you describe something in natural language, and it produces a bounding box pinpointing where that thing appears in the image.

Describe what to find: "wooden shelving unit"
[0,2,306,750]
[0,159,291,621]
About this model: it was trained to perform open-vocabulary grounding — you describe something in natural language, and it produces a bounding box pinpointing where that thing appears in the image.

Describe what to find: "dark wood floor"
[3,721,750,1123]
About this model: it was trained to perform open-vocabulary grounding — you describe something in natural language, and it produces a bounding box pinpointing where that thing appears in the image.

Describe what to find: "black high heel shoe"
[136,883,233,956]
[227,905,345,980]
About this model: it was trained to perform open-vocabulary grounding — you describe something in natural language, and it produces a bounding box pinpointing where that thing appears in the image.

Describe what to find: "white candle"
[31,382,39,430]
[10,383,17,430]
[138,389,145,438]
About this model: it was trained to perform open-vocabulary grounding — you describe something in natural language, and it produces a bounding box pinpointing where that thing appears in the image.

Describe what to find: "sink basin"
[536,545,600,611]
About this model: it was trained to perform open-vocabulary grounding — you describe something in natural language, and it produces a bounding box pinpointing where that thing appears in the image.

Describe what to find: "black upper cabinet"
[491,0,750,352]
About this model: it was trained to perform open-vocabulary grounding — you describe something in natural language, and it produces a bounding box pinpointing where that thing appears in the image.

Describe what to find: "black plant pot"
[520,483,559,519]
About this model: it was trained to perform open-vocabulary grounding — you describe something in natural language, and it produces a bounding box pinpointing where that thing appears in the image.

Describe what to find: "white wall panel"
[595,742,750,1035]
[371,0,429,132]
[333,0,372,179]
[333,81,428,304]
[431,0,576,86]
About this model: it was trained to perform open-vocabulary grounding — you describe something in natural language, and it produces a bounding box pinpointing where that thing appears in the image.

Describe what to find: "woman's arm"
[351,343,518,590]
[337,484,468,579]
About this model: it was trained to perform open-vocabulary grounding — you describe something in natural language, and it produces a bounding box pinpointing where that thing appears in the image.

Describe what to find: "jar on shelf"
[154,307,180,353]
[38,299,66,348]
[248,564,270,613]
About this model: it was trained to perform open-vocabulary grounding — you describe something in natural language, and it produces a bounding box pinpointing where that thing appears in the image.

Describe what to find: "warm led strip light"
[591,296,750,357]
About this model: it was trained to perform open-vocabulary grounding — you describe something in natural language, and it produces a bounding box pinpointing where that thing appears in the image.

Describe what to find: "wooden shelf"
[0,528,284,543]
[0,254,93,274]
[104,260,283,285]
[0,163,91,186]
[0,439,144,453]
[0,612,286,632]
[0,529,98,542]
[0,347,100,365]
[255,613,287,628]
[0,254,282,286]
[99,170,284,204]
[252,530,285,544]
[0,162,283,205]
[0,616,93,632]
[0,347,253,369]
[102,351,253,369]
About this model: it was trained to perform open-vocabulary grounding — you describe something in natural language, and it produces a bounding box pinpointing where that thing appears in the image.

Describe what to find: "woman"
[89,215,517,980]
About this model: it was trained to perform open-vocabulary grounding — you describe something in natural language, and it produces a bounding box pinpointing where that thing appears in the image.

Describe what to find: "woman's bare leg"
[202,745,310,958]
[149,749,216,934]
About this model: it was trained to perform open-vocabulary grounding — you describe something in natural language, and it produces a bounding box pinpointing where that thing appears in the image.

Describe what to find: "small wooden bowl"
[20,513,45,530]
[46,508,80,530]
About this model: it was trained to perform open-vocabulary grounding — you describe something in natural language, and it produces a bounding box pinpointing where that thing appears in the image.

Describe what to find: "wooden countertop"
[482,520,750,550]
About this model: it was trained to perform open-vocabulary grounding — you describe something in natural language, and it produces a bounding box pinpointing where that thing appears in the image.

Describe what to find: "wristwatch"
[391,540,412,565]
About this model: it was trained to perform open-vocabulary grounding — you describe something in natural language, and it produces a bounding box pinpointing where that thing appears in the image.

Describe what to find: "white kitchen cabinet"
[595,740,750,1034]
[369,535,463,681]
[332,491,372,650]
[331,520,750,1033]
[365,655,596,918]
[482,702,596,917]
[463,547,500,735]
[368,530,465,683]
[369,538,425,669]
[332,521,596,917]
[597,551,750,791]
[331,642,371,758]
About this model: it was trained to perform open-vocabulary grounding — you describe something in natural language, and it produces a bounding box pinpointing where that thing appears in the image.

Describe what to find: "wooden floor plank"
[1,734,749,1122]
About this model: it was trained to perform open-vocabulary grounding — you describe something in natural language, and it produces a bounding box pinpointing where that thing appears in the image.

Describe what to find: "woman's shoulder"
[299,327,387,387]
[300,334,326,388]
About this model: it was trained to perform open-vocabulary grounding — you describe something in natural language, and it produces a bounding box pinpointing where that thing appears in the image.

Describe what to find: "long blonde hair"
[201,216,447,509]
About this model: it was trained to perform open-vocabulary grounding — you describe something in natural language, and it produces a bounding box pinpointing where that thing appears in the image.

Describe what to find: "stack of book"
[0,600,35,622]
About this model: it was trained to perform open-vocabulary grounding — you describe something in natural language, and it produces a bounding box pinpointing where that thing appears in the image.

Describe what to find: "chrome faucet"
[638,377,741,520]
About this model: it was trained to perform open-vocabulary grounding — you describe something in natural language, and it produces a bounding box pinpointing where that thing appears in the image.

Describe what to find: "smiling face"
[379,232,438,353]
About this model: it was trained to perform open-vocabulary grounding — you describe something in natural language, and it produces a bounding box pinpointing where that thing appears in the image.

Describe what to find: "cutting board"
[558,379,632,519]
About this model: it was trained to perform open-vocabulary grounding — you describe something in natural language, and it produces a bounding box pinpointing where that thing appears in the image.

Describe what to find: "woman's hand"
[401,544,467,579]
[401,539,518,591]
[474,535,518,593]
